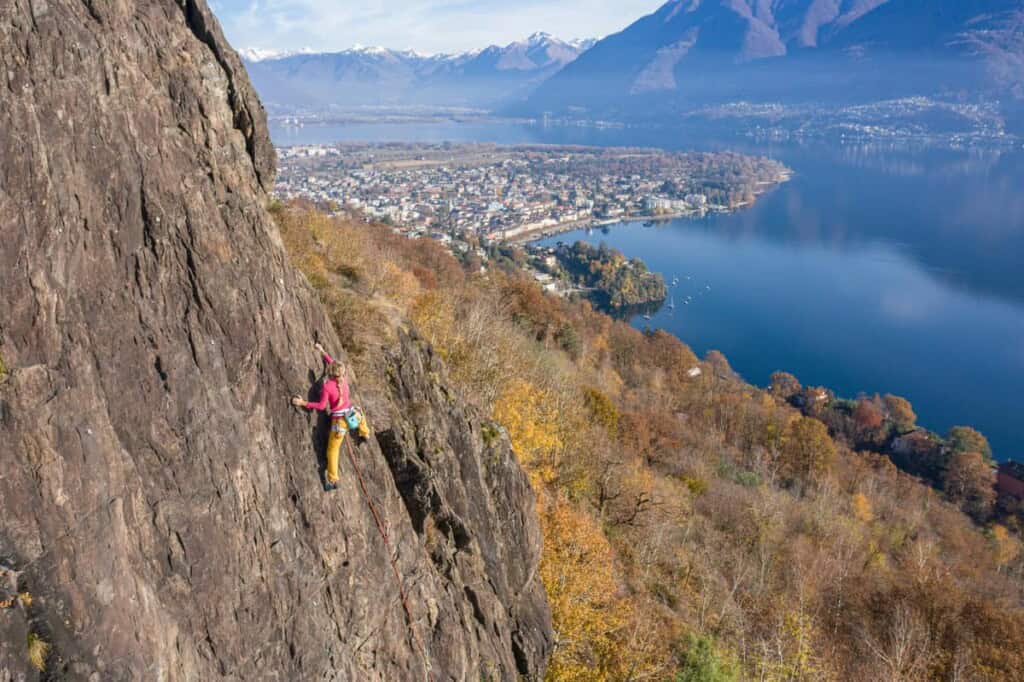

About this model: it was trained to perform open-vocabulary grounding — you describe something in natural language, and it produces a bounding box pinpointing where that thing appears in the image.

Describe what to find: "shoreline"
[507,212,693,244]
[506,174,792,245]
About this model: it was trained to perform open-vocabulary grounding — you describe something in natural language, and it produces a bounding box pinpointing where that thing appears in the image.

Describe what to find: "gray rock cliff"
[0,0,551,678]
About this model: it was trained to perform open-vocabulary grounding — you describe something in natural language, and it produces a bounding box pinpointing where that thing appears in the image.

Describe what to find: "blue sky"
[209,0,664,55]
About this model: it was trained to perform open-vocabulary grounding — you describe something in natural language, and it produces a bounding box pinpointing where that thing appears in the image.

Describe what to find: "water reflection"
[540,209,1024,460]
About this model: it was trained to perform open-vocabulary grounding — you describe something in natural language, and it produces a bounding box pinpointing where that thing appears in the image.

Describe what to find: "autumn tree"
[883,394,917,434]
[852,493,875,523]
[991,524,1022,574]
[705,350,733,377]
[493,378,564,485]
[943,451,996,521]
[779,417,837,489]
[645,329,699,391]
[541,498,629,682]
[852,398,886,444]
[770,371,802,401]
[583,388,619,434]
[860,601,932,681]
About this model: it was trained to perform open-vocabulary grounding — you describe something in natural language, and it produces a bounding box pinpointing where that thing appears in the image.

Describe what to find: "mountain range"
[522,0,1024,123]
[242,33,596,114]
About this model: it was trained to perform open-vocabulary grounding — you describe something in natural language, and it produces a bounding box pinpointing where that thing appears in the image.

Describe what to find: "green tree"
[555,323,582,360]
[675,635,740,682]
[948,426,993,462]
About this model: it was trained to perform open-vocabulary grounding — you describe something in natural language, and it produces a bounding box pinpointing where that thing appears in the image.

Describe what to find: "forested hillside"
[278,202,1024,681]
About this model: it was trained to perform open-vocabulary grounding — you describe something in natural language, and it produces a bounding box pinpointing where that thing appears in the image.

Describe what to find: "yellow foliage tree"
[494,378,564,485]
[757,608,824,682]
[584,387,620,435]
[381,261,421,306]
[852,493,874,523]
[411,291,459,362]
[541,498,629,682]
[779,417,837,488]
[992,524,1021,574]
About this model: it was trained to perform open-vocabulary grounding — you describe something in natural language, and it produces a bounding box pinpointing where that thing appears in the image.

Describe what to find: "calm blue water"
[271,121,1024,460]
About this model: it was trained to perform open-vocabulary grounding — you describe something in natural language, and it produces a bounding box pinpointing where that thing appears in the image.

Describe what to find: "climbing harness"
[348,408,363,433]
[332,406,363,432]
[344,435,434,681]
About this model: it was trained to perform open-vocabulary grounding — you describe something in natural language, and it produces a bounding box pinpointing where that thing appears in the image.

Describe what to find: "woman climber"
[292,342,371,491]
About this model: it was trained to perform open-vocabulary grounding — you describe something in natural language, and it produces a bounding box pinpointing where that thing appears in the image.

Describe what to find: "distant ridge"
[242,33,597,113]
[519,0,1024,123]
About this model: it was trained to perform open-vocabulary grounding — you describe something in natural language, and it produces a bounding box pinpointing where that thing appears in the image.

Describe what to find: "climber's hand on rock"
[314,342,326,354]
[291,396,306,407]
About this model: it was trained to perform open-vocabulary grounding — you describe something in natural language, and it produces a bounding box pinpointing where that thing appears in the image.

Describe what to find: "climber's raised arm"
[314,341,334,367]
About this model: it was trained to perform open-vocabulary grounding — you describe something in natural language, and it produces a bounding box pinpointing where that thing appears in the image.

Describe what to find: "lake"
[270,120,1024,460]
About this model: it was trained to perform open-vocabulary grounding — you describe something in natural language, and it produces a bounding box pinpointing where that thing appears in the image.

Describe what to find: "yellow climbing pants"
[326,413,371,484]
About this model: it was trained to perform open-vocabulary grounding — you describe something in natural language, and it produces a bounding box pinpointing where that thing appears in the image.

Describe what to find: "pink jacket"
[305,353,352,416]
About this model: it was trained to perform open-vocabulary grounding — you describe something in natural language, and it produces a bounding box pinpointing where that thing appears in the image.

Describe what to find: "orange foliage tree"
[779,417,837,489]
[540,498,629,682]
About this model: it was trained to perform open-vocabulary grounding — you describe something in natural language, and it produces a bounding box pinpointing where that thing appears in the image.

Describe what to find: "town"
[275,142,791,242]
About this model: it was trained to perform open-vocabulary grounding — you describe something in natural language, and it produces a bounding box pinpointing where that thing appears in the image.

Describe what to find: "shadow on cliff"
[300,366,329,486]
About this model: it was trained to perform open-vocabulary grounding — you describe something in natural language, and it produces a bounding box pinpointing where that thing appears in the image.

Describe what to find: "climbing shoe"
[324,481,338,492]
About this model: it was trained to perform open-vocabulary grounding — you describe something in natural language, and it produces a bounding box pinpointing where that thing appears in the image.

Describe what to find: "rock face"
[0,0,550,679]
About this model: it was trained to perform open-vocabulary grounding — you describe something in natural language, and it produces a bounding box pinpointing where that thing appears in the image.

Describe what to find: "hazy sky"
[210,0,665,55]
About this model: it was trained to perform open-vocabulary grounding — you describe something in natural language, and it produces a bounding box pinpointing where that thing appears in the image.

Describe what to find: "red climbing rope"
[344,435,434,681]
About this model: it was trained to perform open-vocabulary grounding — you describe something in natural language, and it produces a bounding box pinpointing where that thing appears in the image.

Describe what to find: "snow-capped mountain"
[520,0,1024,123]
[241,33,596,112]
[237,47,317,62]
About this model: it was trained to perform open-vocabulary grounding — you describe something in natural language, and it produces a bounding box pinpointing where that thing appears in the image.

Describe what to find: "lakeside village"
[275,142,791,308]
